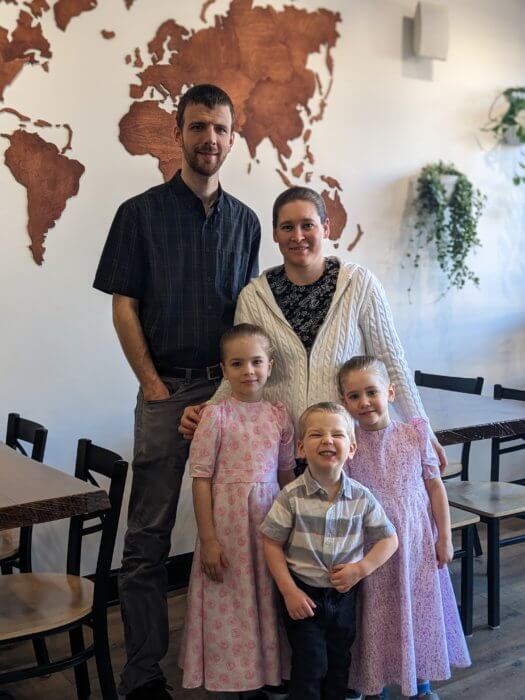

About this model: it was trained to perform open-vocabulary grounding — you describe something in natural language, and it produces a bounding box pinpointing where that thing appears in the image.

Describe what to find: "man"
[93,84,261,700]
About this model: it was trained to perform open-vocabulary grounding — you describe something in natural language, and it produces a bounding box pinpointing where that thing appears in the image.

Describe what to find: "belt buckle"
[206,365,220,381]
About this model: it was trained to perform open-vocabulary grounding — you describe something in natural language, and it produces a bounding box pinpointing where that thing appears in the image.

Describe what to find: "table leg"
[486,518,500,629]
[460,524,474,636]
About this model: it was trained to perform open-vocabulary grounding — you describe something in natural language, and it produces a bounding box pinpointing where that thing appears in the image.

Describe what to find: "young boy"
[260,402,398,700]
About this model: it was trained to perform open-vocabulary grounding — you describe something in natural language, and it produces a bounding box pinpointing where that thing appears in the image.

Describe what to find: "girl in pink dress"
[338,355,470,700]
[179,323,296,697]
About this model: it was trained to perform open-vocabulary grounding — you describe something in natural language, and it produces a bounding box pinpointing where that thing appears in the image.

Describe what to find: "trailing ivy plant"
[407,161,485,293]
[483,87,525,185]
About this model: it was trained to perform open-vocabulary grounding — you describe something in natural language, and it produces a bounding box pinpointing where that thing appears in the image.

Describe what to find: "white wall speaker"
[413,2,449,61]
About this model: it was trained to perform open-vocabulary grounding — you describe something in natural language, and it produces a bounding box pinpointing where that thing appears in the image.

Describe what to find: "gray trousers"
[118,376,219,695]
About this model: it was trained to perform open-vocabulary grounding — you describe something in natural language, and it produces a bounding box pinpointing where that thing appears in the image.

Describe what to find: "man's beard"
[181,141,226,177]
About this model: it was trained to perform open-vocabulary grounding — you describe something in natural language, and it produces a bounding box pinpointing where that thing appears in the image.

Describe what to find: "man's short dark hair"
[176,84,236,130]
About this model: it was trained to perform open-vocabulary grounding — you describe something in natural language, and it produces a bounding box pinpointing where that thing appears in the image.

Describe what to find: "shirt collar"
[169,170,224,212]
[303,467,348,499]
[340,471,354,498]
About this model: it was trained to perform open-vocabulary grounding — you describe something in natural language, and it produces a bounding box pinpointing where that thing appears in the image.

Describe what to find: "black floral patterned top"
[266,257,340,352]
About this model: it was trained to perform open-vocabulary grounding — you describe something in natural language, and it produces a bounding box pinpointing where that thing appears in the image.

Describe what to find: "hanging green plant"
[407,161,486,292]
[483,86,525,185]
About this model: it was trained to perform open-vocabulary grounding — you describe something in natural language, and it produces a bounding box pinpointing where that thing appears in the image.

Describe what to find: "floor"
[1,521,525,699]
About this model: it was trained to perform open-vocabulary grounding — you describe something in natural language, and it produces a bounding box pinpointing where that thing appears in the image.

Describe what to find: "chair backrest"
[414,371,485,480]
[494,384,525,402]
[414,371,484,395]
[5,412,48,462]
[66,439,128,615]
[491,384,525,481]
[4,413,48,572]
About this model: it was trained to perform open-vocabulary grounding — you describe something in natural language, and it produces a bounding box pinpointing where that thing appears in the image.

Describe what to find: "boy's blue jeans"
[280,576,359,700]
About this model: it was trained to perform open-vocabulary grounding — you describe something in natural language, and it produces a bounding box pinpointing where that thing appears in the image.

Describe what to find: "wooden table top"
[0,443,110,531]
[419,387,525,446]
[446,481,525,518]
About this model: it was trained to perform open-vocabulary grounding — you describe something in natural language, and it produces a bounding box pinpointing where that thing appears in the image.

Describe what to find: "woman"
[180,186,446,469]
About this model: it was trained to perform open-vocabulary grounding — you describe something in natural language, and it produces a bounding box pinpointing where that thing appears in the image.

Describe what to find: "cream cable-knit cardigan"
[213,258,429,433]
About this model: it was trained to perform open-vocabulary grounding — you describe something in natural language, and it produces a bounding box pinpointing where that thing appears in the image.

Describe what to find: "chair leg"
[18,527,33,573]
[93,610,117,700]
[69,627,91,700]
[486,518,500,629]
[460,524,474,636]
[473,524,483,557]
[32,636,51,666]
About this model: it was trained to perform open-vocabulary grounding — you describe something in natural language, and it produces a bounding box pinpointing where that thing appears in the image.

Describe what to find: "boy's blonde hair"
[337,355,391,396]
[298,402,355,441]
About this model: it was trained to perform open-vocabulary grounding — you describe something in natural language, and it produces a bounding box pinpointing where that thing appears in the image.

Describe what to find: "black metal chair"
[450,506,480,636]
[1,413,50,668]
[1,413,48,574]
[445,383,525,628]
[414,371,484,480]
[484,384,525,561]
[0,439,128,699]
[491,384,525,482]
[415,370,485,563]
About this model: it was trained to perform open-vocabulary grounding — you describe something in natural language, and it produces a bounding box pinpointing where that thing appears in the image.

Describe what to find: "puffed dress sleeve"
[411,417,440,480]
[189,403,222,478]
[275,402,296,472]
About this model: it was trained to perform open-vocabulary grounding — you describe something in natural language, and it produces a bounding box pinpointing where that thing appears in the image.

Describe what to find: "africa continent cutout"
[119,0,351,244]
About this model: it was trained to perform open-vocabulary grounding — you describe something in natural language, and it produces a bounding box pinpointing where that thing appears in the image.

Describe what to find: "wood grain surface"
[420,387,525,446]
[0,443,110,531]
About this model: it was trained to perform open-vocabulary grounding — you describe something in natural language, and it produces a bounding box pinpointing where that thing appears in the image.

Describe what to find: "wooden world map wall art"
[1,0,362,265]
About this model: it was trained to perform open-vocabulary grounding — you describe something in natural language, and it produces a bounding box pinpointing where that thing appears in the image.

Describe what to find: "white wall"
[1,0,524,572]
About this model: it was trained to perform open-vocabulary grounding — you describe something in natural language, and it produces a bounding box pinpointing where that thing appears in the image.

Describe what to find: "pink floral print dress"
[179,397,295,692]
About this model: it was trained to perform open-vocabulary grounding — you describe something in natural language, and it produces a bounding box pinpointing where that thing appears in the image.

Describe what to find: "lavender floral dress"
[347,419,471,697]
[179,397,295,692]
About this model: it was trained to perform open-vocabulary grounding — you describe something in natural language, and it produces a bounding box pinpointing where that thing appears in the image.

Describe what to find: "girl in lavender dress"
[338,355,470,700]
[179,324,296,697]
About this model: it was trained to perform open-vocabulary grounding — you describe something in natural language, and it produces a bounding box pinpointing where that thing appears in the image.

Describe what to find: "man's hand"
[142,379,170,403]
[329,562,364,593]
[200,537,229,582]
[179,403,206,439]
[283,586,317,620]
[435,537,454,569]
[431,438,448,475]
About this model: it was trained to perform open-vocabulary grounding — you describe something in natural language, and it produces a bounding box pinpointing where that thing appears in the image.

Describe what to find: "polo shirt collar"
[304,467,347,499]
[340,472,354,498]
[170,170,224,212]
